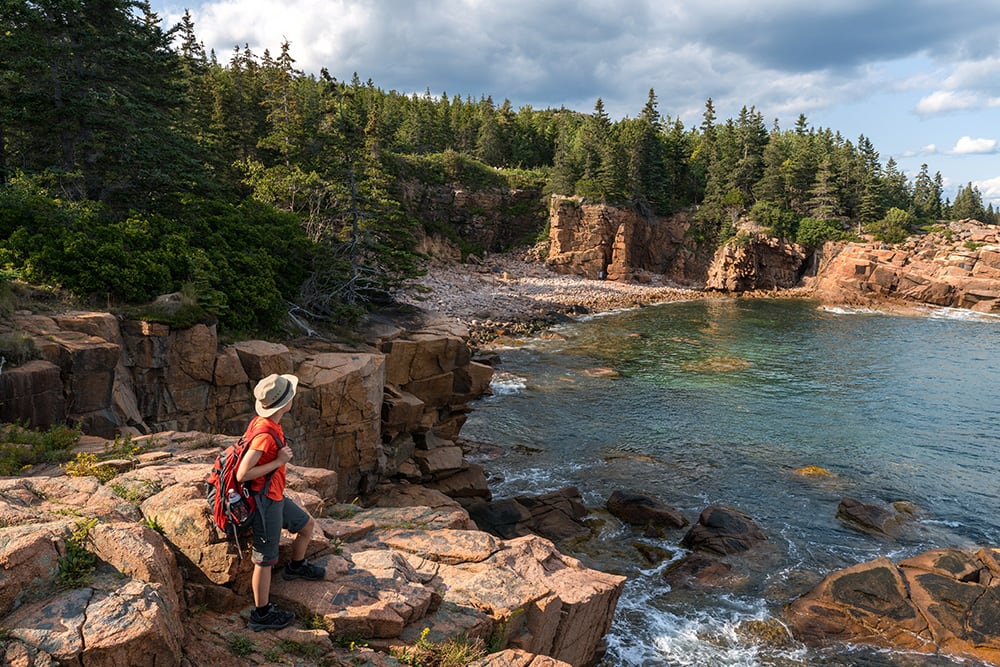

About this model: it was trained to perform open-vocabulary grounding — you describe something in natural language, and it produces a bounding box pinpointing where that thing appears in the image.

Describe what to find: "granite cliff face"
[545,196,711,285]
[0,312,491,501]
[398,181,547,255]
[705,233,807,292]
[810,220,1000,313]
[545,199,1000,311]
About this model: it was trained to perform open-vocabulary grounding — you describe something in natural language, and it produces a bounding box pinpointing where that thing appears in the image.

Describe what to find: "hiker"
[237,373,325,630]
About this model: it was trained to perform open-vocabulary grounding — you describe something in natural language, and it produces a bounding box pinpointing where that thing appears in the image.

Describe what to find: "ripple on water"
[465,298,1000,665]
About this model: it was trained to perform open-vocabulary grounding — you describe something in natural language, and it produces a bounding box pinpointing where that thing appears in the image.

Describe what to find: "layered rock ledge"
[0,436,624,667]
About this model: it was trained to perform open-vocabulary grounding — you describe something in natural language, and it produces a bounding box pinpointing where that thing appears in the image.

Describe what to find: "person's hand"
[276,446,293,465]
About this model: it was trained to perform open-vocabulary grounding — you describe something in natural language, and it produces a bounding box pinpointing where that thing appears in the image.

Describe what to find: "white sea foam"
[485,461,591,497]
[607,589,807,667]
[488,372,527,395]
[918,305,1000,322]
[819,305,883,316]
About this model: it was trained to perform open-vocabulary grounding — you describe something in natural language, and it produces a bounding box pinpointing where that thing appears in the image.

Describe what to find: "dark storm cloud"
[682,0,1000,73]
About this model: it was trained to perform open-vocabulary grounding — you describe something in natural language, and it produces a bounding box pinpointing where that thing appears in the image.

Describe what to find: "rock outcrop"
[785,547,1000,665]
[0,439,624,667]
[705,233,807,291]
[398,181,546,255]
[811,220,1000,313]
[0,312,491,501]
[545,196,710,285]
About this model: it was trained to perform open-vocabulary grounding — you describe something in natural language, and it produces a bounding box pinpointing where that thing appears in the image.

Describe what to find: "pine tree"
[1,0,201,207]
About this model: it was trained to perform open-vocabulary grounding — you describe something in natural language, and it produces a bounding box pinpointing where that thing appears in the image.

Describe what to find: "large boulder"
[606,489,688,531]
[680,505,768,556]
[292,352,386,499]
[785,547,1000,665]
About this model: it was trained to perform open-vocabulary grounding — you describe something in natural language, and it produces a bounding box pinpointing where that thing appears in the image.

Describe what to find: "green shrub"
[0,179,313,333]
[392,627,487,667]
[57,518,98,589]
[796,217,845,248]
[226,634,256,657]
[749,201,799,240]
[64,452,117,483]
[0,333,40,366]
[866,207,912,244]
[0,423,81,475]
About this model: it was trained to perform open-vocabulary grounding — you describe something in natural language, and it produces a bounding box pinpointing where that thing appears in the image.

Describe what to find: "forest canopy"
[1,0,996,333]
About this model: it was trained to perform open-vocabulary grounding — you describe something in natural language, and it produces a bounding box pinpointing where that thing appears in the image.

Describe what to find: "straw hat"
[253,373,298,418]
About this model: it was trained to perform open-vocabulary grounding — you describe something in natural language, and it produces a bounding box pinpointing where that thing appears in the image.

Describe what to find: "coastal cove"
[465,297,1000,666]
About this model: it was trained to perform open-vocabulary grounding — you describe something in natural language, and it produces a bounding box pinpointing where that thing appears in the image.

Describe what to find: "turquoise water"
[462,298,1000,666]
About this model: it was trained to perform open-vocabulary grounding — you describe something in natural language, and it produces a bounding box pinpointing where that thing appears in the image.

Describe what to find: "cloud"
[950,136,998,154]
[167,0,1000,126]
[915,90,980,115]
[977,176,1000,204]
[905,144,938,157]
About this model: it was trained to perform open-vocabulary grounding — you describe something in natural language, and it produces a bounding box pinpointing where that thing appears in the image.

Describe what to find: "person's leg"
[251,563,271,607]
[248,496,294,630]
[281,499,325,581]
[290,516,315,560]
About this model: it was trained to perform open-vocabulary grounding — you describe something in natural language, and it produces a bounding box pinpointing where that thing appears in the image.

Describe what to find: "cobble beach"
[396,251,701,346]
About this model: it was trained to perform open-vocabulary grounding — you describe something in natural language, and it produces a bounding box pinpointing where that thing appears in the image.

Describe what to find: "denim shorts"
[250,495,310,566]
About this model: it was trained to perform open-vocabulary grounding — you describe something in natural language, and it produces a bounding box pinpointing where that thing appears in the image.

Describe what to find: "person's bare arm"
[236,441,292,482]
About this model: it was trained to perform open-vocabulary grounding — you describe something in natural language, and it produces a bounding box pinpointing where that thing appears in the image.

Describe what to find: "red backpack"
[205,419,281,552]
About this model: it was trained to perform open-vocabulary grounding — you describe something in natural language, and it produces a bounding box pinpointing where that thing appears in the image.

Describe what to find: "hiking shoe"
[248,603,294,631]
[282,558,325,581]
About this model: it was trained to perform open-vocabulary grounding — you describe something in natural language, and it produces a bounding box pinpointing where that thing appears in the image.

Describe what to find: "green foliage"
[141,516,164,534]
[226,634,256,657]
[0,423,81,476]
[57,519,98,589]
[866,207,912,244]
[749,201,799,240]
[124,283,212,329]
[393,150,510,189]
[111,479,162,504]
[64,452,117,484]
[796,217,846,248]
[0,332,39,366]
[391,627,487,667]
[0,180,312,332]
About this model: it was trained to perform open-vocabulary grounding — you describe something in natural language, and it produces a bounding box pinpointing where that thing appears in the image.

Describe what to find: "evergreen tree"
[1,0,202,207]
[950,182,988,222]
[625,88,668,214]
[881,158,911,212]
[911,163,941,221]
[806,156,839,221]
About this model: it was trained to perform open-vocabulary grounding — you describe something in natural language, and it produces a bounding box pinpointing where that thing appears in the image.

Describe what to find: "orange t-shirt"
[246,415,286,501]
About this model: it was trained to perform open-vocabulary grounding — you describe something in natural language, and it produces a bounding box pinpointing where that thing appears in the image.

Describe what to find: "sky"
[154,0,1000,208]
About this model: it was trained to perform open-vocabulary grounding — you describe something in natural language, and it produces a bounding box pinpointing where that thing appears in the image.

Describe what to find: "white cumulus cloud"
[915,90,980,116]
[950,136,998,154]
[976,176,1000,205]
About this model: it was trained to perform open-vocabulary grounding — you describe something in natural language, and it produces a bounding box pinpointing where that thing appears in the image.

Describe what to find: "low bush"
[0,423,81,475]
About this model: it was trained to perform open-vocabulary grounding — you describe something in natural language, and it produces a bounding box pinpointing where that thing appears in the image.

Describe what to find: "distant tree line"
[1,0,995,332]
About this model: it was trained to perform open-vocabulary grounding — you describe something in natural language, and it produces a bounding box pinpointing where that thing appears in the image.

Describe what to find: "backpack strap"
[243,418,284,492]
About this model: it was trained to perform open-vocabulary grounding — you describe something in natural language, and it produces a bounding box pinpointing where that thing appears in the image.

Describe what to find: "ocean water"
[462,297,1000,666]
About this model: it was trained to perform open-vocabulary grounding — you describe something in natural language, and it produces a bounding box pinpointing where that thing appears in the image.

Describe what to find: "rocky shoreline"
[394,251,706,347]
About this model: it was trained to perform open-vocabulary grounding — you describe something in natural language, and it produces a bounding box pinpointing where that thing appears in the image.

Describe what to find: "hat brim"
[255,374,299,417]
